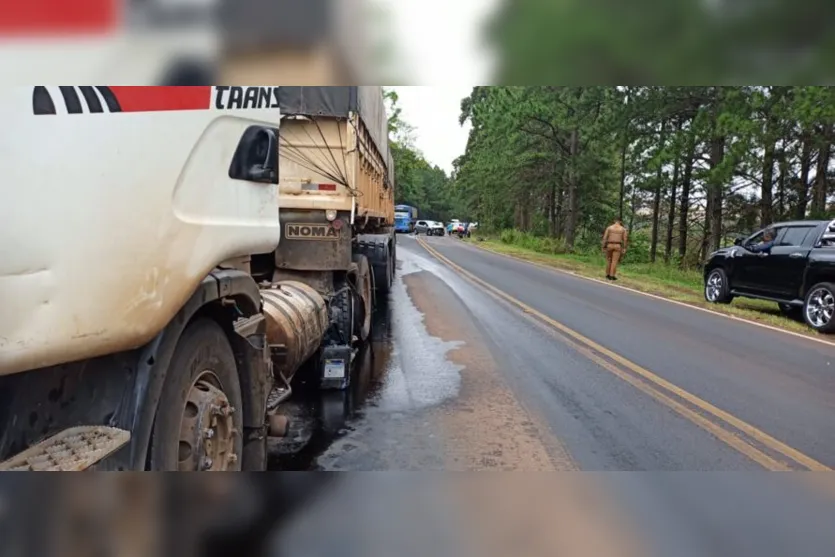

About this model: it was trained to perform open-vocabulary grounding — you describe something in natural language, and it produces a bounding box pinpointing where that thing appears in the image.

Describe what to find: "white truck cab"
[0,86,282,377]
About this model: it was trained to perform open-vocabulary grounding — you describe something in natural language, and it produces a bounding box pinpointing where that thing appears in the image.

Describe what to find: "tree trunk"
[619,131,628,221]
[678,128,695,265]
[665,152,680,264]
[811,130,832,218]
[549,176,557,237]
[708,134,726,253]
[777,144,787,221]
[555,175,565,239]
[795,133,812,219]
[705,88,726,254]
[563,127,580,249]
[760,130,775,227]
[701,194,712,262]
[650,186,661,263]
[650,121,668,263]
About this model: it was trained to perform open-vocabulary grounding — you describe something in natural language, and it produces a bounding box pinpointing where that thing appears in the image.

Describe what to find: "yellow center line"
[417,236,832,472]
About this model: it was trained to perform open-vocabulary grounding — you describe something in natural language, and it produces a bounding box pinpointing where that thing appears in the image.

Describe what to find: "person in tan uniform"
[602,218,628,280]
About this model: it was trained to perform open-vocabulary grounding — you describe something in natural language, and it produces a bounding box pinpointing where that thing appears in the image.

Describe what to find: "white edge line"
[437,238,835,350]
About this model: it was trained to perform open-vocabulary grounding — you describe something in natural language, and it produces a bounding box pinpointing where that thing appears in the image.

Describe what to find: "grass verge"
[466,238,824,340]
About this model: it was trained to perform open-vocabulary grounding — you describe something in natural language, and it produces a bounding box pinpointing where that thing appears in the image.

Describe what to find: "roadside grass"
[465,237,821,338]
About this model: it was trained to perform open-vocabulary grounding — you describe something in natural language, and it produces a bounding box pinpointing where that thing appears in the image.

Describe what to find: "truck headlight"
[325,210,337,221]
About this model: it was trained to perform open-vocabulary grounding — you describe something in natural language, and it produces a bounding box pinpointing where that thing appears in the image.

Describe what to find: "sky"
[391,86,474,175]
[375,0,499,175]
[374,0,497,85]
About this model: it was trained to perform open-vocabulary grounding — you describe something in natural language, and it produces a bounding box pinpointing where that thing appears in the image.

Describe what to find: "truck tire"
[331,283,355,346]
[803,282,835,333]
[149,319,244,471]
[358,238,393,298]
[704,268,733,304]
[353,253,373,342]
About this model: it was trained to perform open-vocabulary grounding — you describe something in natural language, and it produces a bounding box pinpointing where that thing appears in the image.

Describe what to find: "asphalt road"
[417,234,835,472]
[273,234,835,557]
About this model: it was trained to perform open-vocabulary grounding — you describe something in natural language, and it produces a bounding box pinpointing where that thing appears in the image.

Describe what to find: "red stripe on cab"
[0,0,118,35]
[108,87,212,112]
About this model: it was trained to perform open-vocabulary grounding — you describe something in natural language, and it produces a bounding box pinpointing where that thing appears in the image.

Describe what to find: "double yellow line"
[417,236,831,472]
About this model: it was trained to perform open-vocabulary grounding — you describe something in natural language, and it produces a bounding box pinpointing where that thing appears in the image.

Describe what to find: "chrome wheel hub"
[806,288,835,328]
[706,272,723,302]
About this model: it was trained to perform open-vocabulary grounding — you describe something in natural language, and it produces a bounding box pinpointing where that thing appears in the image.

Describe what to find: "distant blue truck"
[394,205,419,233]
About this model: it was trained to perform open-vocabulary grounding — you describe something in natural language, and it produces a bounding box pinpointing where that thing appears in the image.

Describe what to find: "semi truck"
[0,85,396,472]
[394,205,419,233]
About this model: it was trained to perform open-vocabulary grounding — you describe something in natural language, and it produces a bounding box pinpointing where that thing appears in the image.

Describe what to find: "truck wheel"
[804,283,835,333]
[360,238,393,297]
[353,254,373,342]
[704,268,733,304]
[332,284,355,346]
[150,319,244,471]
[389,239,396,283]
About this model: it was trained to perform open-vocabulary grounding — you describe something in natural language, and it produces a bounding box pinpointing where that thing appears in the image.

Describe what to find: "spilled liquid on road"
[273,251,465,471]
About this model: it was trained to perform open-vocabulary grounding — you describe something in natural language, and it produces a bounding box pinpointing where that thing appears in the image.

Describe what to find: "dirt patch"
[403,272,574,471]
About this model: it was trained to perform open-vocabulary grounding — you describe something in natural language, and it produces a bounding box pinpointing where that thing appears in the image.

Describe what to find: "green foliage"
[500,229,568,254]
[453,86,835,266]
[487,0,835,84]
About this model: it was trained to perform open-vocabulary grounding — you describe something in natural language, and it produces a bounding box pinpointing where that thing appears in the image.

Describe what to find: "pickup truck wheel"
[804,283,835,333]
[705,269,733,304]
[150,319,244,471]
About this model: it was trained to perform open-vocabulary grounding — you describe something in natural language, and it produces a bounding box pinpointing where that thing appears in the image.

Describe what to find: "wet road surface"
[273,234,835,557]
[417,234,835,472]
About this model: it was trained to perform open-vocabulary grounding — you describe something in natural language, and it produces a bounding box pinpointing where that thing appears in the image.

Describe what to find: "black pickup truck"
[703,219,835,333]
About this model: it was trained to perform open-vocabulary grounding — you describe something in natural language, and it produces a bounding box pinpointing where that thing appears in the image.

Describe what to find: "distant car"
[414,220,430,235]
[428,221,445,236]
[448,220,465,236]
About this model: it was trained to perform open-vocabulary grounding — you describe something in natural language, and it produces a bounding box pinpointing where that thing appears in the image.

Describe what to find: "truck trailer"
[0,85,395,472]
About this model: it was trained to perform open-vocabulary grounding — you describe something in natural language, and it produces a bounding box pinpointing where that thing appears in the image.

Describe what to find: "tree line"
[452,86,835,266]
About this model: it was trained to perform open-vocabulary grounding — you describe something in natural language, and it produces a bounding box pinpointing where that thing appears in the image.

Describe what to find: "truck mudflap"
[0,426,130,471]
[319,344,353,390]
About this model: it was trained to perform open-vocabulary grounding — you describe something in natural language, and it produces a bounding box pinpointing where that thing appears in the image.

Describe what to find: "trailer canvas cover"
[277,86,390,175]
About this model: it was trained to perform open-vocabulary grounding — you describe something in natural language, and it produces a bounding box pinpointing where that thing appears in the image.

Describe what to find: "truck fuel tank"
[261,282,329,379]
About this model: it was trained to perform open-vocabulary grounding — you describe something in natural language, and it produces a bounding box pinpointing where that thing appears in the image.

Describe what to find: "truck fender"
[125,268,266,470]
[0,268,266,470]
[801,266,835,300]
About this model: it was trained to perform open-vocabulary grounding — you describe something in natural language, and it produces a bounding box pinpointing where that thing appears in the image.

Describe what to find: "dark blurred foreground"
[2,473,835,557]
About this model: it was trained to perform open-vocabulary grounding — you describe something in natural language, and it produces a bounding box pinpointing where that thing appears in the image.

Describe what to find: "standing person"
[602,218,628,280]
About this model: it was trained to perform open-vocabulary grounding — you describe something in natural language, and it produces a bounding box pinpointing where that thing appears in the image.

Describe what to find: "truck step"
[0,426,130,471]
